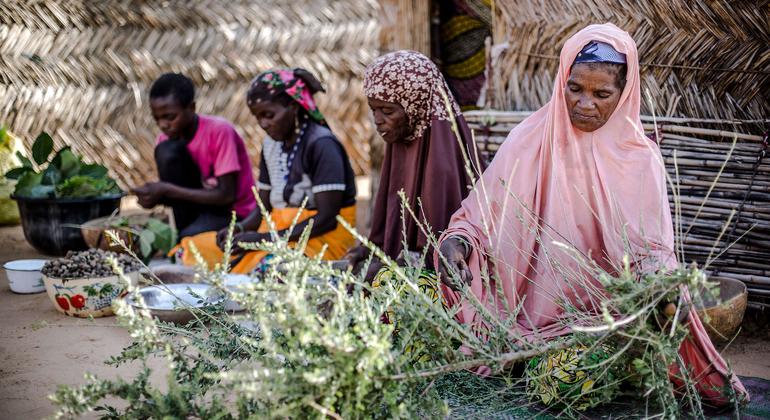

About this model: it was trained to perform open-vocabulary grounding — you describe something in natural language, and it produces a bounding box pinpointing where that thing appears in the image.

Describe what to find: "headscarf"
[573,40,627,65]
[437,23,747,405]
[364,50,462,143]
[364,51,483,265]
[247,68,326,123]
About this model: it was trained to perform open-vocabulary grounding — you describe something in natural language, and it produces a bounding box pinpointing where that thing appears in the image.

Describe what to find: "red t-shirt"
[157,115,256,218]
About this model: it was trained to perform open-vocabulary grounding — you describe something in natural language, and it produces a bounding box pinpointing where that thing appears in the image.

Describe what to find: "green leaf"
[144,218,176,255]
[16,151,33,169]
[13,171,43,196]
[41,165,61,185]
[4,167,32,180]
[57,148,81,178]
[29,184,55,198]
[99,283,114,297]
[54,175,121,198]
[32,132,54,165]
[79,163,109,179]
[83,285,98,297]
[139,229,156,257]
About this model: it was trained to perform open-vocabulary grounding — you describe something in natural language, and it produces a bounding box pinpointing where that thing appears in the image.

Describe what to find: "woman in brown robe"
[346,50,483,280]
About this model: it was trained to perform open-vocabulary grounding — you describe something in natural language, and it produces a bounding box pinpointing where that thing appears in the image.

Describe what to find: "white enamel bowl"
[3,259,47,294]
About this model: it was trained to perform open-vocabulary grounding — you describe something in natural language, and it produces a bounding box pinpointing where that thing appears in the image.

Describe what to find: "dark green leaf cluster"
[4,131,122,198]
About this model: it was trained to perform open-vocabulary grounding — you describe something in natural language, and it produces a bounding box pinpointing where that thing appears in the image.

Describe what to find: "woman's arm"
[274,190,344,241]
[228,190,344,254]
[217,189,272,250]
[134,173,237,207]
[239,189,273,231]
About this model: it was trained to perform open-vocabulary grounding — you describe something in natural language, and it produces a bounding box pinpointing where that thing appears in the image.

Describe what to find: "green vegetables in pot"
[4,131,122,199]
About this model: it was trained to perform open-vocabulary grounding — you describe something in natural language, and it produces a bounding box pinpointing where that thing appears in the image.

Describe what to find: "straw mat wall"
[486,1,769,120]
[0,0,380,188]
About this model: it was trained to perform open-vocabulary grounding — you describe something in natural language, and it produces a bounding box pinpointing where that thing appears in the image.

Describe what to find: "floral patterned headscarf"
[247,68,325,123]
[363,50,462,142]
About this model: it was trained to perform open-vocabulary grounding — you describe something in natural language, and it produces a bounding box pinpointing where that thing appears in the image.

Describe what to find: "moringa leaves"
[31,132,54,164]
[4,130,123,199]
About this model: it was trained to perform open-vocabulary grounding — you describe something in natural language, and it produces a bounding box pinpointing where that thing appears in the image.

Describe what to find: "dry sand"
[1,223,768,418]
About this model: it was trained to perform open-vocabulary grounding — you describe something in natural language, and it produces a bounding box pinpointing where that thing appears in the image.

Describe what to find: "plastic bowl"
[3,259,47,294]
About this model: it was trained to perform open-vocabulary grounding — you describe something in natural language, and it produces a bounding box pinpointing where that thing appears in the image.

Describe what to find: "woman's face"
[564,63,623,132]
[249,100,296,142]
[367,97,409,144]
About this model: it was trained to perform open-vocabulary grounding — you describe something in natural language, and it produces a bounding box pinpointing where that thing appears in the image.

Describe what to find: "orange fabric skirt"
[173,205,356,274]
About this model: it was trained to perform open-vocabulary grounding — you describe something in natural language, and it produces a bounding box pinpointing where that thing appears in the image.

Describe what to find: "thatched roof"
[486,0,770,120]
[0,0,380,187]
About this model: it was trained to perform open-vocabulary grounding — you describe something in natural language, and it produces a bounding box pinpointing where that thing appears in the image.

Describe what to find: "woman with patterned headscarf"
[174,68,357,273]
[346,50,483,284]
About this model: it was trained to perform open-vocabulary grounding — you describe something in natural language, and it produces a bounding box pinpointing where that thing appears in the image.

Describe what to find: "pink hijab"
[438,23,747,405]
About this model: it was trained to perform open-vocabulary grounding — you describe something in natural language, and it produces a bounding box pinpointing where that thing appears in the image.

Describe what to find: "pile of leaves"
[48,206,736,419]
[4,131,121,199]
[108,215,177,262]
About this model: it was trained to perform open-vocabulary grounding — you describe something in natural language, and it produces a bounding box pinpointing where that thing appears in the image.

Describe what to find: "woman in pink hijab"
[436,23,747,406]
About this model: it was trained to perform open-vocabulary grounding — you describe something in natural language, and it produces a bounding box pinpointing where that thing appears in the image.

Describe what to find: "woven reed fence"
[486,0,770,121]
[465,110,770,306]
[0,0,380,188]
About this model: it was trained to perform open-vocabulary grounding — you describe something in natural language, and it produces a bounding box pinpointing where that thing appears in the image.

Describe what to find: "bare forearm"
[163,184,235,206]
[278,213,337,242]
[239,190,272,231]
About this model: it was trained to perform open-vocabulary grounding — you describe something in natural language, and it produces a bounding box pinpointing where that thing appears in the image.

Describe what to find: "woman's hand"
[131,182,169,208]
[344,245,383,284]
[344,245,370,270]
[438,237,472,291]
[216,224,244,250]
[231,232,269,255]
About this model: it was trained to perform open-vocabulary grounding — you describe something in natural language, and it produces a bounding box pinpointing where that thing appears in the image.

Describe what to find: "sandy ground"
[1,207,769,417]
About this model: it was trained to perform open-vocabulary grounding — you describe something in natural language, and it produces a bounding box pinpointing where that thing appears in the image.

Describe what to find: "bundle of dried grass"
[0,0,380,187]
[465,109,770,307]
[486,0,770,120]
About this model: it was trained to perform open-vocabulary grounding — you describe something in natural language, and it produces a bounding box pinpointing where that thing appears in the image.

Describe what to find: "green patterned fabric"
[372,266,445,362]
[525,344,620,411]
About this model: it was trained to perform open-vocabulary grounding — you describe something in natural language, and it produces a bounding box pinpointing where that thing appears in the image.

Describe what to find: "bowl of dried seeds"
[41,248,145,318]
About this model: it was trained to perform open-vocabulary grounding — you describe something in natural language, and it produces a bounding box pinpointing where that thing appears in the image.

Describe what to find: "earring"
[294,113,300,136]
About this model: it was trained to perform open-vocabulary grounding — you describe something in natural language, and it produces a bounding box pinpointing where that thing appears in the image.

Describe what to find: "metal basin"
[127,283,222,324]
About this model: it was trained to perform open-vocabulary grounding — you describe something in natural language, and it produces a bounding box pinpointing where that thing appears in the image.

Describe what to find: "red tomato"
[56,295,70,311]
[70,294,86,309]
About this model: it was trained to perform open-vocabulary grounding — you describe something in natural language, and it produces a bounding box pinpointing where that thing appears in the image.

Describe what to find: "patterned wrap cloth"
[525,344,619,411]
[248,69,325,123]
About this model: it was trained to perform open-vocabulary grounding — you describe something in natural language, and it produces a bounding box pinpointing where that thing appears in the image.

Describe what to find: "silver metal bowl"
[127,283,223,324]
[223,274,259,312]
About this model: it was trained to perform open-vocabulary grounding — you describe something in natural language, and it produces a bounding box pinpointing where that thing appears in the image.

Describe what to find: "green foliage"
[108,216,176,262]
[3,130,122,199]
[32,131,54,164]
[49,206,725,419]
[55,176,120,198]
